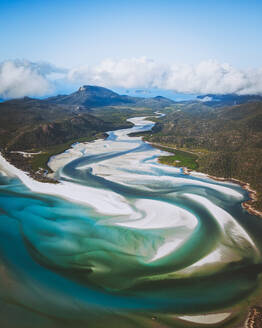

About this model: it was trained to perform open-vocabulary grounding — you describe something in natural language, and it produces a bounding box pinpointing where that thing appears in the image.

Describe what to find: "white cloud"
[0,60,66,99]
[1,58,262,99]
[68,57,167,89]
[163,61,259,94]
[68,58,262,95]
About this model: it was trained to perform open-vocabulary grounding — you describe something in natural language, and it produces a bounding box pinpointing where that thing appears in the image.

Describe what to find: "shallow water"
[0,116,262,327]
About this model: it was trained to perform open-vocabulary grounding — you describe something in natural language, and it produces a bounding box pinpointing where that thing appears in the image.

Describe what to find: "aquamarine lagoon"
[0,116,262,327]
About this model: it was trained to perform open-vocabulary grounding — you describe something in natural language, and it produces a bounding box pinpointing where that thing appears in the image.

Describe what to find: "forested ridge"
[143,100,262,211]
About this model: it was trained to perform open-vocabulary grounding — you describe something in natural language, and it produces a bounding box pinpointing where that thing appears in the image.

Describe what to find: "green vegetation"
[0,86,168,154]
[1,86,262,213]
[0,86,173,181]
[92,106,155,125]
[144,101,262,211]
[151,145,198,170]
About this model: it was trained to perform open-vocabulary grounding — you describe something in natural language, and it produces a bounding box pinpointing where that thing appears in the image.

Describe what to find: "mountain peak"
[78,86,87,92]
[78,85,99,91]
[47,85,175,108]
[78,85,116,93]
[49,85,131,107]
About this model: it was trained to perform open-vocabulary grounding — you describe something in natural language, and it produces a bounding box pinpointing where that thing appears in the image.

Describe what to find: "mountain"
[0,97,110,151]
[134,95,176,109]
[0,95,135,182]
[0,85,176,181]
[47,85,136,107]
[0,85,176,153]
[47,85,176,109]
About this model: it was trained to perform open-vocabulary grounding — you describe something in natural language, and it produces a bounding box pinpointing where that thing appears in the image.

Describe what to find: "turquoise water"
[0,116,262,327]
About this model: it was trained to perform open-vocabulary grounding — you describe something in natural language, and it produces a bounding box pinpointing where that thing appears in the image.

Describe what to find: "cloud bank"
[0,60,66,99]
[68,58,262,95]
[1,58,262,99]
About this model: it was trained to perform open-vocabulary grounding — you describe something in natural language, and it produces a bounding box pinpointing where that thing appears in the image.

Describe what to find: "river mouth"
[0,115,262,327]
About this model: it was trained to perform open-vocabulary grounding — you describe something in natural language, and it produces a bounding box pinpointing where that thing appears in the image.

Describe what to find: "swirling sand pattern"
[0,116,262,327]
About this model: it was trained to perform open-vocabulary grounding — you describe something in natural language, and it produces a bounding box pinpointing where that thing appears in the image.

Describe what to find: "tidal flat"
[0,115,261,328]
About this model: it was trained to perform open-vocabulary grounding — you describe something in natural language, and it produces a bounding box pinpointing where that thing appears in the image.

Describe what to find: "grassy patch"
[156,146,199,170]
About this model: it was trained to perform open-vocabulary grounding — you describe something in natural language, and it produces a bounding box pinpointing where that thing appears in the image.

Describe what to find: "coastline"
[1,135,261,219]
[0,119,262,328]
[0,133,109,184]
[147,142,262,219]
[1,149,58,183]
[0,150,257,328]
[200,174,262,219]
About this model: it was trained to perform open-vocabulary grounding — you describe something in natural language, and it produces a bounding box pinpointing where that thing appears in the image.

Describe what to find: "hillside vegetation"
[143,101,262,211]
[1,86,262,213]
[0,86,165,180]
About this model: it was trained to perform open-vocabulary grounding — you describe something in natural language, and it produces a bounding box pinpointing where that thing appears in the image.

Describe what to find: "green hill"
[143,101,262,211]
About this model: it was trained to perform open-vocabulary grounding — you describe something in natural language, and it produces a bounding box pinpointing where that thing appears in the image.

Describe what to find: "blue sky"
[0,0,262,98]
[1,0,262,68]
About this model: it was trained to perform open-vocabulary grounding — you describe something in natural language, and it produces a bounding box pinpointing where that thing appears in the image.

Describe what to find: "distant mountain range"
[0,85,177,151]
[47,85,176,109]
[1,86,262,154]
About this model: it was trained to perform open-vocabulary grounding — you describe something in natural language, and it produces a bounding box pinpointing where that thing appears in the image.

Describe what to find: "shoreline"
[1,149,58,183]
[1,133,261,219]
[147,142,262,219]
[0,118,262,328]
[1,128,261,219]
[0,133,109,184]
[201,174,262,219]
[183,166,262,219]
[0,148,256,328]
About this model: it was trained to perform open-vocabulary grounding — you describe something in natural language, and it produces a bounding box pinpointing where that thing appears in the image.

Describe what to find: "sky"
[0,0,262,98]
